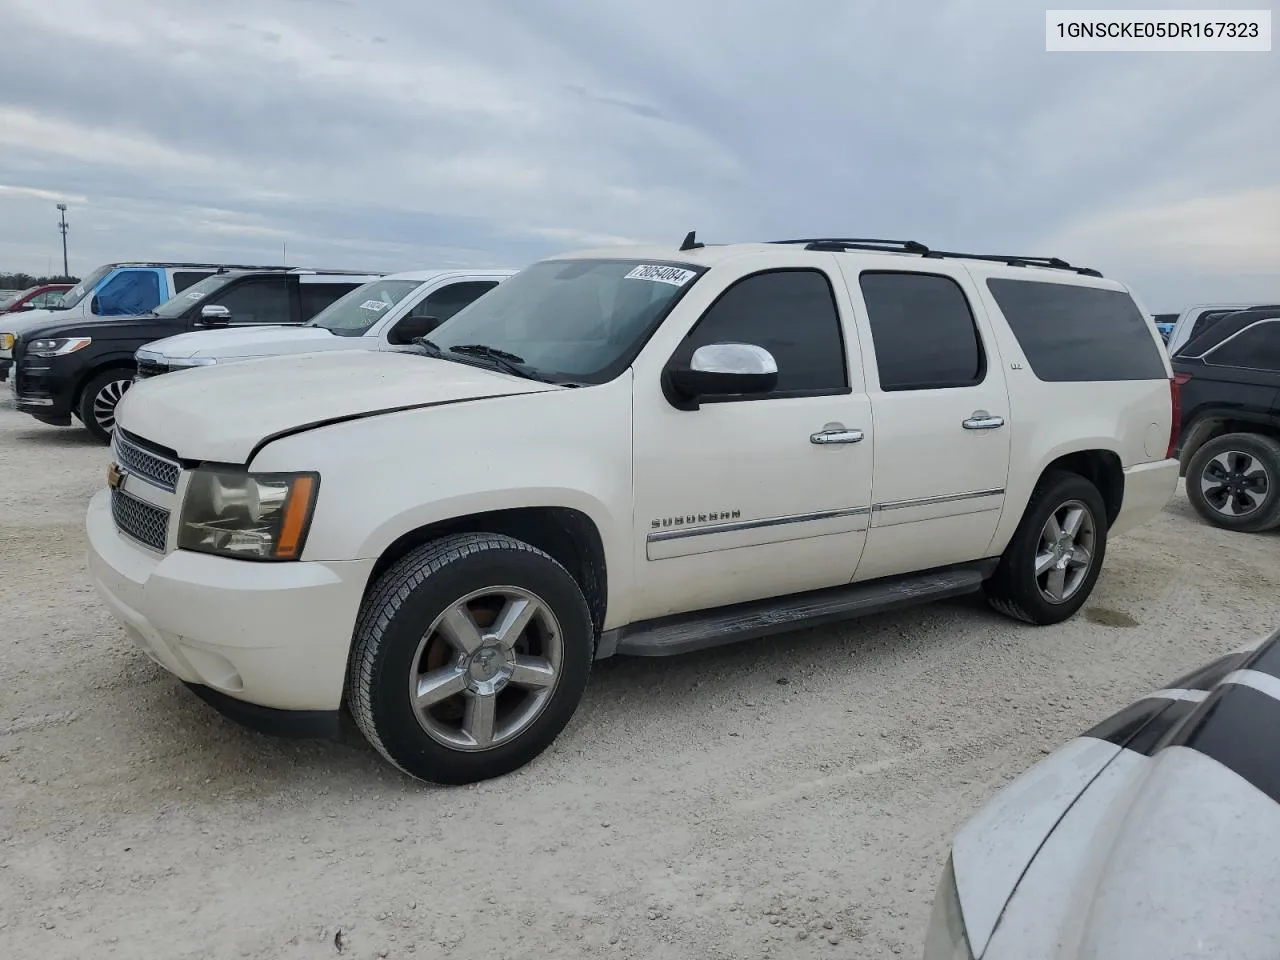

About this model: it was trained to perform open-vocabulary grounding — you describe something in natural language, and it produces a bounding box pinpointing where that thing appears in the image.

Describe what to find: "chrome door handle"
[963,411,1005,430]
[810,428,864,445]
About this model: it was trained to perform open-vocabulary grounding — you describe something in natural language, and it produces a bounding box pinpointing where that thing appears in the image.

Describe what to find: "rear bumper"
[1112,458,1179,537]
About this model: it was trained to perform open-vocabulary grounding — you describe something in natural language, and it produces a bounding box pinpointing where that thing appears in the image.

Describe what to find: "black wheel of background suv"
[78,368,134,444]
[348,533,594,785]
[984,469,1109,625]
[1185,432,1280,533]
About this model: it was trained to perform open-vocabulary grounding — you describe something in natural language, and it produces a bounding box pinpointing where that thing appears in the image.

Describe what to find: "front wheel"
[77,368,134,443]
[1185,432,1280,533]
[985,470,1109,625]
[348,533,594,785]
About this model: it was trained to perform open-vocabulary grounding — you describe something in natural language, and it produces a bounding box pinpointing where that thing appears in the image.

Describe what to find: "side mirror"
[198,304,232,326]
[90,295,101,314]
[387,314,441,345]
[666,342,778,409]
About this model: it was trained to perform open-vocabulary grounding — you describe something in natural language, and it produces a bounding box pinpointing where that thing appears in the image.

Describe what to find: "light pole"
[56,203,69,278]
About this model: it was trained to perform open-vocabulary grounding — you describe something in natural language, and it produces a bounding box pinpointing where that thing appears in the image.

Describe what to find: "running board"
[597,561,997,659]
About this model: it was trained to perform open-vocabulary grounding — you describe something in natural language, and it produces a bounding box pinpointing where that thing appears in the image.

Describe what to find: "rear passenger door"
[841,267,1012,581]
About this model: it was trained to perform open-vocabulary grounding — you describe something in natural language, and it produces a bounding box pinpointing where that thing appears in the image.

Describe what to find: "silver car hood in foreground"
[946,628,1280,960]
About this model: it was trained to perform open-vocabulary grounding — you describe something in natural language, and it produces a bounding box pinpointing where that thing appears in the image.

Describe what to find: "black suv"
[1174,306,1280,532]
[12,268,374,442]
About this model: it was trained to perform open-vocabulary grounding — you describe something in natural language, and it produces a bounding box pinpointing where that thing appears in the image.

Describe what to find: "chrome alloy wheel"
[1200,450,1270,518]
[408,586,563,751]
[1035,499,1097,604]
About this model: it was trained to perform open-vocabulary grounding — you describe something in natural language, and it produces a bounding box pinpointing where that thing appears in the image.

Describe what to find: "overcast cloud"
[1,0,1276,310]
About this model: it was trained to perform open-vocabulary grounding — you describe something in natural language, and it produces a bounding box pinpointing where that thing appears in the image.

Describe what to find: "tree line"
[0,272,81,290]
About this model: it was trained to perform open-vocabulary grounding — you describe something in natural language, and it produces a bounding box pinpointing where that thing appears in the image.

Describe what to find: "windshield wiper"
[445,343,556,383]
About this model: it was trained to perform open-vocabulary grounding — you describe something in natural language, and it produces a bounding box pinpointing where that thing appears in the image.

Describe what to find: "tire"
[77,368,134,443]
[1185,432,1280,533]
[985,470,1109,625]
[348,532,594,785]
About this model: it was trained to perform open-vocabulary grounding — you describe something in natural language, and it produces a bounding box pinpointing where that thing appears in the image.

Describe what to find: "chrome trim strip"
[646,506,871,543]
[1196,317,1280,363]
[873,488,1005,512]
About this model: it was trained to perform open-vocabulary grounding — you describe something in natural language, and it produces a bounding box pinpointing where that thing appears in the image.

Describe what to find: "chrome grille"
[111,488,170,552]
[115,432,180,492]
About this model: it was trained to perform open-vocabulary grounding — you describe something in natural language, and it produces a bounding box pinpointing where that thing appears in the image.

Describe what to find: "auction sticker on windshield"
[624,264,697,286]
[359,300,390,312]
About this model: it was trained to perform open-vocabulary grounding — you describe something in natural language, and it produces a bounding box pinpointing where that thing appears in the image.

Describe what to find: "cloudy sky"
[1,0,1276,311]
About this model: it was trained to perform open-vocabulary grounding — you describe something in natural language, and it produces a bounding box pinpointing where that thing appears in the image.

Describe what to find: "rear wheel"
[78,368,133,443]
[1185,432,1280,533]
[985,470,1108,625]
[348,533,594,785]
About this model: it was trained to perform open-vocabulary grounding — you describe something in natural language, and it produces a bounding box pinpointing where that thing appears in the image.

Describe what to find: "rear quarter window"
[986,278,1167,382]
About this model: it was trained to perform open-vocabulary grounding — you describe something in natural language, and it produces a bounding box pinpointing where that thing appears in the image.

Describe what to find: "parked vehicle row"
[5,264,516,442]
[83,234,1180,785]
[0,282,72,316]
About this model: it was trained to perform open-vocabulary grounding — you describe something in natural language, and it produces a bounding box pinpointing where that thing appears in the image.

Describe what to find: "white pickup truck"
[87,236,1179,785]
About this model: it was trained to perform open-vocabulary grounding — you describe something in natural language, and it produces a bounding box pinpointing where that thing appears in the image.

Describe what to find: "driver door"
[629,260,875,624]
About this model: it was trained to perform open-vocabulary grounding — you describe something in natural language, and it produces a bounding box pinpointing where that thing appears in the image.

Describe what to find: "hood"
[958,629,1280,959]
[114,349,558,463]
[147,324,347,360]
[0,307,76,338]
[15,314,158,342]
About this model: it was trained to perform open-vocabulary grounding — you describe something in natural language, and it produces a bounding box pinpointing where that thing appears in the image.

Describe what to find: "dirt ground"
[1,394,1277,960]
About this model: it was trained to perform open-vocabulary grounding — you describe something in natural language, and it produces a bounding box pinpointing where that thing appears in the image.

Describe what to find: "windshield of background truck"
[152,274,239,318]
[57,264,113,309]
[306,279,425,336]
[428,259,703,382]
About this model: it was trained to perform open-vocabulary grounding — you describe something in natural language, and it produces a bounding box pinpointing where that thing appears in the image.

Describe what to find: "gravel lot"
[2,393,1278,960]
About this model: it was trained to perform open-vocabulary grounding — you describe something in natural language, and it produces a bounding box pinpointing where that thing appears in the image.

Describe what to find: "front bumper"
[1111,457,1179,537]
[13,359,75,422]
[85,489,375,715]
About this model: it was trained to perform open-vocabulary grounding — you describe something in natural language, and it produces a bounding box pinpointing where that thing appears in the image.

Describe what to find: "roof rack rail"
[767,238,1102,277]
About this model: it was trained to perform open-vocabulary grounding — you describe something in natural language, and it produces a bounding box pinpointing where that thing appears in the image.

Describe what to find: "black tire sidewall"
[78,369,133,444]
[1185,434,1280,532]
[994,472,1109,624]
[362,545,593,785]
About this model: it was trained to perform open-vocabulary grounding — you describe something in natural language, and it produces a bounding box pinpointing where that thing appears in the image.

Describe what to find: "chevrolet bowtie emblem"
[106,461,126,490]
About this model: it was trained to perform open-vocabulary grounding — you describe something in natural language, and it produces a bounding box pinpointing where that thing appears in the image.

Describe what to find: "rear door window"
[986,278,1167,382]
[173,271,214,293]
[1204,320,1280,372]
[859,272,985,391]
[95,269,162,316]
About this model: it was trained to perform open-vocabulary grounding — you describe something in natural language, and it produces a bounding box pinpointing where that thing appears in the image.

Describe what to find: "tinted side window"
[986,279,1167,382]
[1205,321,1280,372]
[412,281,499,321]
[300,282,360,320]
[859,272,983,391]
[95,269,161,316]
[173,271,213,293]
[679,269,847,396]
[210,278,292,325]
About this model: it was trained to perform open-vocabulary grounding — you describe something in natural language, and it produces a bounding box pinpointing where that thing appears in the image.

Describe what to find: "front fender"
[247,377,636,621]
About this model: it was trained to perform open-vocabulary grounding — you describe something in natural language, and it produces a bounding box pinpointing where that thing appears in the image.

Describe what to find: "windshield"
[0,292,18,308]
[152,274,239,318]
[57,264,114,309]
[307,279,426,336]
[428,259,704,383]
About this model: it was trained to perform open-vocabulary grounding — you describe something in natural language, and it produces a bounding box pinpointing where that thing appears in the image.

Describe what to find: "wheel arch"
[1178,410,1280,475]
[364,506,609,636]
[72,356,137,410]
[1038,449,1125,527]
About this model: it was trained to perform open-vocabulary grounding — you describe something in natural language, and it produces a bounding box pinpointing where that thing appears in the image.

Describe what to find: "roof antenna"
[679,230,704,251]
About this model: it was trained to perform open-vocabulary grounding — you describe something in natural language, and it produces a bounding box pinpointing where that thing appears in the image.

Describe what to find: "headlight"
[922,854,974,960]
[168,357,217,369]
[27,336,92,357]
[0,333,14,351]
[178,469,319,561]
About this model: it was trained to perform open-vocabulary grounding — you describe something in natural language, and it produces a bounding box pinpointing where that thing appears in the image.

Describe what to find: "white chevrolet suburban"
[133,269,517,379]
[86,236,1180,785]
